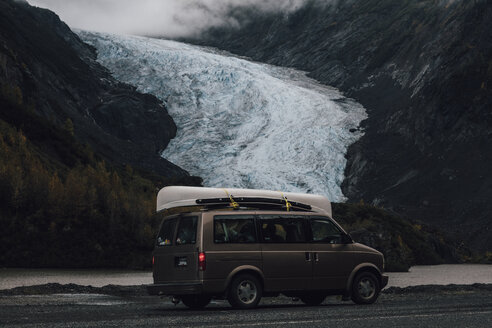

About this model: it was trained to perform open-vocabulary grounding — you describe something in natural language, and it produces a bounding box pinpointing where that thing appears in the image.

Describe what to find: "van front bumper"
[147,282,203,296]
[381,275,389,289]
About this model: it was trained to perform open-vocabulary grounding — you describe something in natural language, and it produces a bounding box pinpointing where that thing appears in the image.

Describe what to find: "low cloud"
[28,0,307,37]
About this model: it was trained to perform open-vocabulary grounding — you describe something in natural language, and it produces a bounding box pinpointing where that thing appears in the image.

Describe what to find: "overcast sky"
[28,0,308,37]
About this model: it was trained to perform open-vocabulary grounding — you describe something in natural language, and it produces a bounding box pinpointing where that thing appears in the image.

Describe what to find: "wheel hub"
[237,280,257,304]
[358,278,376,299]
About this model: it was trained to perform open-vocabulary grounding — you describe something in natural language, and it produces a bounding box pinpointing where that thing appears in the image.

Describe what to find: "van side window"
[310,217,343,244]
[156,218,177,246]
[175,216,198,245]
[214,215,257,243]
[259,215,306,243]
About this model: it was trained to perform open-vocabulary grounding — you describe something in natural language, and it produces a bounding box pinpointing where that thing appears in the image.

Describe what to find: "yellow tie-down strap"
[279,192,292,211]
[223,188,239,209]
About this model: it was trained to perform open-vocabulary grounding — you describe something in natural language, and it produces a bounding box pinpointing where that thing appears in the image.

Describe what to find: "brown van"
[147,186,388,309]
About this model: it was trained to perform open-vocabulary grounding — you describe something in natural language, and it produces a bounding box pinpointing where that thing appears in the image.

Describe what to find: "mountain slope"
[190,0,492,251]
[0,0,198,180]
[0,0,203,268]
[0,95,158,268]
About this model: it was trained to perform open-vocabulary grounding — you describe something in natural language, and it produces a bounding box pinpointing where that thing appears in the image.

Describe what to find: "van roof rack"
[196,197,312,211]
[156,186,332,216]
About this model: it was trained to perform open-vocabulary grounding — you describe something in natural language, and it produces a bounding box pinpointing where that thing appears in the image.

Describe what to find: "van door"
[153,215,200,284]
[204,213,262,291]
[308,216,354,290]
[259,214,311,292]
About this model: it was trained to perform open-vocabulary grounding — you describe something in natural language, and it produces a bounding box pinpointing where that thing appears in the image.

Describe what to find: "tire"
[300,294,326,306]
[227,274,263,309]
[351,272,381,304]
[180,295,212,309]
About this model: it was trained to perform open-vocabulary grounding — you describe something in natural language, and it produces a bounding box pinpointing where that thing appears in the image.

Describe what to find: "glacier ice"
[78,31,367,202]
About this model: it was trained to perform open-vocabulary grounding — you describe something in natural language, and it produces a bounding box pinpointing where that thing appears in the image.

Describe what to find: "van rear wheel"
[228,274,262,309]
[180,295,212,309]
[351,272,380,304]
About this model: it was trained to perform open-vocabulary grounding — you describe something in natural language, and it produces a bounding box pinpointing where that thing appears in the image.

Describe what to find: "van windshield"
[310,217,343,243]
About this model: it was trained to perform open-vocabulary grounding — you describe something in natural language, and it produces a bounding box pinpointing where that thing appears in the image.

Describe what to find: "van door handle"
[305,252,311,262]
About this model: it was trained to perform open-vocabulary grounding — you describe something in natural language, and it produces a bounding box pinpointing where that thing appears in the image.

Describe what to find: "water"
[386,264,492,288]
[78,31,367,202]
[1,265,490,290]
[0,269,152,290]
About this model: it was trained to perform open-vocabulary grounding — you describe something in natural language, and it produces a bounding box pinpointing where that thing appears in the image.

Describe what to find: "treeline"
[0,86,180,268]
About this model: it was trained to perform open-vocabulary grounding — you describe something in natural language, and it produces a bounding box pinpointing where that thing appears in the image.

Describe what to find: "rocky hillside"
[191,0,492,252]
[332,202,469,271]
[0,0,201,268]
[0,0,199,181]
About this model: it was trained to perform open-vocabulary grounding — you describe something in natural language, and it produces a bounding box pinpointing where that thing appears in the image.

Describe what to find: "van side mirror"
[341,233,353,244]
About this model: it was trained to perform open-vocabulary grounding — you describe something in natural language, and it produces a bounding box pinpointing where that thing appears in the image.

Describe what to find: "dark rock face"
[0,0,197,181]
[331,202,465,272]
[190,0,492,251]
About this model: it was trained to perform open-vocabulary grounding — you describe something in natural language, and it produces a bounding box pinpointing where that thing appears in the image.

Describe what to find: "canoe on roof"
[156,186,332,216]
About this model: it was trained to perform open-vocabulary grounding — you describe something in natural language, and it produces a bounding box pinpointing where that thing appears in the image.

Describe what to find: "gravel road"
[0,284,491,327]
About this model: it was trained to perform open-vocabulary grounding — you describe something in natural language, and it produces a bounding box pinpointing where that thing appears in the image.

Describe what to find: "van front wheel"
[228,274,262,309]
[180,295,212,309]
[351,272,380,304]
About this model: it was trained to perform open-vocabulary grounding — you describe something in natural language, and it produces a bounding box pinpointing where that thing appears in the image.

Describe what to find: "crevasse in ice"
[78,31,367,202]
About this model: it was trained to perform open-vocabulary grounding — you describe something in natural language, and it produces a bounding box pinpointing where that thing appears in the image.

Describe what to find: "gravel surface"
[0,284,491,327]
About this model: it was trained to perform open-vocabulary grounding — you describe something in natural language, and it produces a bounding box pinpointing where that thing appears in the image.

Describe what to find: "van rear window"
[156,218,177,246]
[176,216,198,245]
[214,215,257,244]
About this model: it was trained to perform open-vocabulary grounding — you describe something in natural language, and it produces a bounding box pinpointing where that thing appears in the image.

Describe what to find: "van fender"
[224,265,265,291]
[345,263,382,293]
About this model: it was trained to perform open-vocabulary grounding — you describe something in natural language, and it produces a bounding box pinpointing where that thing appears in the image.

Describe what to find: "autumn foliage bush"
[0,94,164,268]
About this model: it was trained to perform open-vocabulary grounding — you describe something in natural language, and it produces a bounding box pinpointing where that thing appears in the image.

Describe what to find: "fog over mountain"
[28,0,308,37]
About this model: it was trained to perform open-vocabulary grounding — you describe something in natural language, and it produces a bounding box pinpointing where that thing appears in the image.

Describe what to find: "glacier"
[79,31,367,202]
